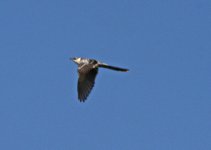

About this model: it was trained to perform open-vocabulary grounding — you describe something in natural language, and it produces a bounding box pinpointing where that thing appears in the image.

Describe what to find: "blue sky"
[0,0,211,149]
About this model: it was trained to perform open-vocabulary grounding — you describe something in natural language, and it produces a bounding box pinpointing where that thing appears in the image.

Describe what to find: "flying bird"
[71,57,129,102]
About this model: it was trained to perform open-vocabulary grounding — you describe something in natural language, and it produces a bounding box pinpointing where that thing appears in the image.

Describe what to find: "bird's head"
[70,57,81,64]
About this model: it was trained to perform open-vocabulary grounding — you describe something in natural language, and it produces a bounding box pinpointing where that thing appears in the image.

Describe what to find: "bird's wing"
[98,63,129,72]
[77,64,98,102]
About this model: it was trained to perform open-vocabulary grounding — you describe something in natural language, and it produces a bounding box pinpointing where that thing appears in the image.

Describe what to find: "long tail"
[99,63,129,72]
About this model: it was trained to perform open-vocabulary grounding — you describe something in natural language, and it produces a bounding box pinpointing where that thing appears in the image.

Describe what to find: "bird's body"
[71,57,128,102]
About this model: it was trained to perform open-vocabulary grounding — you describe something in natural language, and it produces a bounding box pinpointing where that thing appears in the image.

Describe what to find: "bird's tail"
[99,63,129,72]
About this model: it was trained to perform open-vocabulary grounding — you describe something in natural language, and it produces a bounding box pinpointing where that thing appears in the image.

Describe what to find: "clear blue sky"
[0,0,210,150]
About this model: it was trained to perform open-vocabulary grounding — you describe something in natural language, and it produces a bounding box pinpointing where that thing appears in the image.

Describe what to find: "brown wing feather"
[77,65,98,102]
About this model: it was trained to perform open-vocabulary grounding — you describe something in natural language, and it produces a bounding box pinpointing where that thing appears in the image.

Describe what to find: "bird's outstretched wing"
[99,63,129,72]
[77,64,98,102]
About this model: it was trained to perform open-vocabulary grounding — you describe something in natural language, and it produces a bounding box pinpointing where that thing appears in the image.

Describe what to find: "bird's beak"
[70,57,78,64]
[70,57,75,61]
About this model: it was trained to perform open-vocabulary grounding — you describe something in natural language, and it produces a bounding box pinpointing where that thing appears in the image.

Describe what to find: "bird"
[71,57,129,102]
